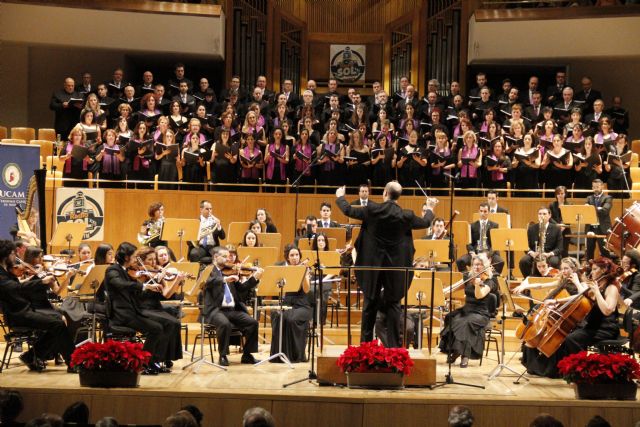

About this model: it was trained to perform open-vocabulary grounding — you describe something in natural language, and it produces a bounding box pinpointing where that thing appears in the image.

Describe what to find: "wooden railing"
[2,0,222,17]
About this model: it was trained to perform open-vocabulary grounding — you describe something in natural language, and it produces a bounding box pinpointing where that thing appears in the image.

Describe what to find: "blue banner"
[0,143,40,240]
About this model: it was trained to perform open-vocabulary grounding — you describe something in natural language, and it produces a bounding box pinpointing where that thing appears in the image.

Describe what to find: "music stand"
[561,205,597,262]
[414,240,450,352]
[318,227,346,248]
[488,228,528,380]
[161,218,200,260]
[254,265,307,367]
[256,233,282,252]
[73,264,109,346]
[49,222,86,253]
[402,278,443,353]
[226,222,251,245]
[297,238,337,251]
[237,247,279,268]
[301,250,342,275]
[182,267,227,373]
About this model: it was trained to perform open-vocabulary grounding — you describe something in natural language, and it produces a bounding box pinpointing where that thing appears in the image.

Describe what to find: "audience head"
[383,181,402,201]
[96,417,119,427]
[163,410,197,427]
[180,405,203,427]
[529,413,563,427]
[585,415,611,427]
[62,401,90,425]
[0,389,24,424]
[448,405,474,427]
[242,407,275,427]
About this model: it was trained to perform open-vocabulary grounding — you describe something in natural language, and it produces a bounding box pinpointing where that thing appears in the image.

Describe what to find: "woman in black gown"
[59,125,93,188]
[270,244,312,363]
[520,257,620,378]
[438,254,499,368]
[511,133,541,197]
[155,129,179,190]
[345,130,370,188]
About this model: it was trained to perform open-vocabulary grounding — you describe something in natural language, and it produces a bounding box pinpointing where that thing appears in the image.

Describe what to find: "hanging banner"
[329,44,366,84]
[0,143,40,240]
[55,188,105,241]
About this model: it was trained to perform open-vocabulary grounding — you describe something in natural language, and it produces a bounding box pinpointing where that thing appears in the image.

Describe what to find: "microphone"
[444,171,460,180]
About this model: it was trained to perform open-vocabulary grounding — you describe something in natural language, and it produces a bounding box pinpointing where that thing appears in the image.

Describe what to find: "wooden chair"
[632,153,639,168]
[631,167,640,184]
[10,127,36,143]
[31,140,54,159]
[0,126,7,140]
[37,128,56,142]
[1,138,26,144]
[631,140,640,156]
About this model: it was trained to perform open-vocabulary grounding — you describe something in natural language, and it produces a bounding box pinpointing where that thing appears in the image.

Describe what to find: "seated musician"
[155,245,184,318]
[255,208,278,233]
[620,249,640,310]
[0,240,75,372]
[104,242,172,375]
[139,202,166,248]
[318,202,340,229]
[423,217,448,240]
[203,246,264,366]
[18,248,64,315]
[270,244,312,363]
[455,203,504,274]
[519,257,620,378]
[308,233,335,325]
[189,200,225,263]
[439,253,499,368]
[132,247,183,372]
[518,207,563,277]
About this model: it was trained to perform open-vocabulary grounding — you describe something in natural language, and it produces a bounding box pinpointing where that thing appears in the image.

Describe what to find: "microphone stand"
[431,171,484,389]
[618,160,631,258]
[291,152,324,238]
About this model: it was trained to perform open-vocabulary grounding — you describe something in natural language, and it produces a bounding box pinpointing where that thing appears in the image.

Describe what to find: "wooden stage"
[1,343,638,427]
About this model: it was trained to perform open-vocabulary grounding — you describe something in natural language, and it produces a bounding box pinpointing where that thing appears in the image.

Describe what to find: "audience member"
[242,407,275,427]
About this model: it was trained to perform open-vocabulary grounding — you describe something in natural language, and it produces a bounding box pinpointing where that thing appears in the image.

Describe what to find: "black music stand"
[403,277,443,353]
[162,218,200,260]
[73,264,109,346]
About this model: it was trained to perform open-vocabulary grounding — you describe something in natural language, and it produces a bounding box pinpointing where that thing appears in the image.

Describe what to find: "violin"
[221,262,259,277]
[163,267,196,281]
[127,265,161,282]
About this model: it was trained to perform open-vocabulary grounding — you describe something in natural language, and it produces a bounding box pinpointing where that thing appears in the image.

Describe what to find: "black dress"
[157,146,179,190]
[61,143,89,188]
[213,141,239,187]
[513,148,539,197]
[438,277,498,360]
[346,149,370,188]
[523,284,619,378]
[270,288,312,363]
[182,148,205,190]
[371,147,394,190]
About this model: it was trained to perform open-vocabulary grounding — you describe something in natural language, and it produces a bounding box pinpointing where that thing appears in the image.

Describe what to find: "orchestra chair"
[45,155,65,171]
[1,138,27,144]
[190,324,244,362]
[632,153,639,168]
[10,127,35,143]
[37,128,56,142]
[102,291,143,343]
[226,222,251,245]
[0,303,40,373]
[0,126,7,140]
[451,221,471,271]
[480,291,501,367]
[31,140,54,159]
[631,167,640,184]
[633,183,640,201]
[632,140,640,157]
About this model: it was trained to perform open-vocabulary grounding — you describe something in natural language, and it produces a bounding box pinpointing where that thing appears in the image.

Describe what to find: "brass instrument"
[194,215,221,243]
[477,221,488,253]
[15,176,39,246]
[137,218,163,245]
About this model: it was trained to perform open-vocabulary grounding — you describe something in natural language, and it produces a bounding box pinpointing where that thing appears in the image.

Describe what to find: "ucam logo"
[2,163,22,189]
[330,46,366,84]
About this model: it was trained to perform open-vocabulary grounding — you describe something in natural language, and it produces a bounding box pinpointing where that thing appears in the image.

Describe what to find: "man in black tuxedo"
[336,182,437,347]
[172,82,196,115]
[545,70,567,106]
[75,71,94,97]
[49,77,83,139]
[487,190,509,215]
[203,247,263,366]
[104,242,171,374]
[456,203,504,274]
[318,202,340,228]
[519,207,564,276]
[350,184,371,207]
[281,79,300,110]
[585,179,614,260]
[167,62,193,97]
[0,240,75,372]
[525,91,544,123]
[554,87,582,126]
[575,76,602,116]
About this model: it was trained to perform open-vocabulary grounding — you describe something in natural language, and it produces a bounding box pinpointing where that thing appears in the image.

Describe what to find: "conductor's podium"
[317,347,437,386]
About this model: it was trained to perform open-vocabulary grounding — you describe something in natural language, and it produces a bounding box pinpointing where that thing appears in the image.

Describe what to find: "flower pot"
[574,382,637,400]
[79,370,141,388]
[346,371,404,389]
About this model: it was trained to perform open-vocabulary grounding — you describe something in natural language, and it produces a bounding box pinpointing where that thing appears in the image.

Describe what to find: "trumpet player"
[519,207,563,276]
[455,203,504,274]
[189,200,225,263]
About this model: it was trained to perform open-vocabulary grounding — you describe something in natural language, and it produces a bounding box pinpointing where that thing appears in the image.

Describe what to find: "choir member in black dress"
[369,132,394,192]
[0,240,75,372]
[512,133,541,197]
[133,246,183,371]
[269,244,313,363]
[541,134,573,192]
[59,125,93,187]
[194,104,216,139]
[573,136,602,191]
[548,186,571,258]
[594,117,618,149]
[345,130,371,188]
[439,254,499,368]
[211,128,239,189]
[394,129,427,188]
[84,93,108,132]
[603,133,631,199]
[137,93,162,132]
[78,108,101,146]
[292,128,316,190]
[242,110,267,149]
[105,242,172,375]
[155,129,179,190]
[564,123,585,154]
[128,121,154,188]
[428,128,455,192]
[180,133,206,190]
[316,129,345,190]
[239,132,264,190]
[264,127,290,192]
[168,101,189,139]
[95,129,125,188]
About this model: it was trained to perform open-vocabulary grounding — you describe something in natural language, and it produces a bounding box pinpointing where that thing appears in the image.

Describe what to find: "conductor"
[336,181,438,347]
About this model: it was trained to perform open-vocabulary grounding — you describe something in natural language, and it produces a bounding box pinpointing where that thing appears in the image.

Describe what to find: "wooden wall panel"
[271,401,363,427]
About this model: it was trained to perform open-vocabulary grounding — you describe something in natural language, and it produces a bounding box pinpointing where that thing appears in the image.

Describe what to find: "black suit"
[172,94,196,115]
[49,89,83,138]
[0,267,74,363]
[336,196,433,347]
[104,264,171,363]
[621,271,640,309]
[519,222,563,275]
[456,220,505,274]
[318,219,340,228]
[575,89,602,115]
[203,268,259,357]
[489,205,509,214]
[585,193,614,260]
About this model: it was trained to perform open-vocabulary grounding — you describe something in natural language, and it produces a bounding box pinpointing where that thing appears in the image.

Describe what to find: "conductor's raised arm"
[335,186,365,220]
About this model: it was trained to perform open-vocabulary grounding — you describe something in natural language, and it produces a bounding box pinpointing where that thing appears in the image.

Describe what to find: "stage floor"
[1,343,638,427]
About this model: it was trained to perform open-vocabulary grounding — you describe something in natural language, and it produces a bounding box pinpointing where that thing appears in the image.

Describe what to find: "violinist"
[423,217,448,240]
[270,244,312,363]
[18,247,63,314]
[239,230,260,248]
[620,249,640,309]
[0,240,75,372]
[255,208,278,233]
[189,200,225,263]
[438,253,499,368]
[203,246,263,367]
[132,247,183,372]
[523,257,621,378]
[104,242,171,375]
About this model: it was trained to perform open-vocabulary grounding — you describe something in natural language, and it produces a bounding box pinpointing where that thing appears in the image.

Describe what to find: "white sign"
[330,44,366,84]
[55,188,105,241]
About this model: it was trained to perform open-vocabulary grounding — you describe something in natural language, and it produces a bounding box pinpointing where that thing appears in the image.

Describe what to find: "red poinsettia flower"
[336,340,413,375]
[558,351,640,385]
[70,340,151,373]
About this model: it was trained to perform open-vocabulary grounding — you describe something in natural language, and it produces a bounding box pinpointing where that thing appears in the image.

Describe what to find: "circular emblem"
[2,163,22,189]
[56,191,105,240]
[330,47,365,83]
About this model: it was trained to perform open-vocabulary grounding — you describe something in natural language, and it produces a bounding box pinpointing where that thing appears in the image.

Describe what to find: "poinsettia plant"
[557,351,640,385]
[70,340,151,373]
[336,340,414,375]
